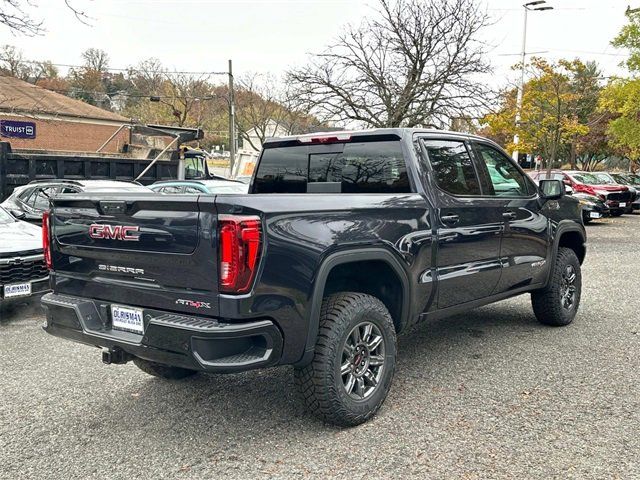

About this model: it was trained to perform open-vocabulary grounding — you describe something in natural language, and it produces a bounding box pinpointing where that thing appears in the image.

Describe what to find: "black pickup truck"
[41,129,586,426]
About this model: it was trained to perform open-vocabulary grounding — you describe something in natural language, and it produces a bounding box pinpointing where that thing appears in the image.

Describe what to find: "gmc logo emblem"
[89,224,140,241]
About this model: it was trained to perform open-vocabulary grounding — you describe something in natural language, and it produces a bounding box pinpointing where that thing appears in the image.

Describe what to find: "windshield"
[610,173,629,184]
[571,173,602,185]
[0,207,16,224]
[592,173,615,184]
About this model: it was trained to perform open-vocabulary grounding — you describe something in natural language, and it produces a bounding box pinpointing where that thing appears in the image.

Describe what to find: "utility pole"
[512,1,554,164]
[228,59,236,175]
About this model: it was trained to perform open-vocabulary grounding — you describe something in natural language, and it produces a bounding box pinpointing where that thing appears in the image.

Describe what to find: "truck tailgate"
[50,193,220,316]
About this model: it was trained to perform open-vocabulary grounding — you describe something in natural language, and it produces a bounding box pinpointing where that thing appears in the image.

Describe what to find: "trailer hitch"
[102,347,133,365]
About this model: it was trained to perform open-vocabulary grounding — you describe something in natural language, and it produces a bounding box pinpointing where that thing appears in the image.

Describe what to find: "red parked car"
[530,170,633,216]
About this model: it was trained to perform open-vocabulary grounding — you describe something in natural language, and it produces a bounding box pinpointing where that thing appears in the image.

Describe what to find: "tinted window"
[421,140,481,196]
[309,142,409,193]
[253,146,308,193]
[475,144,530,196]
[253,140,410,194]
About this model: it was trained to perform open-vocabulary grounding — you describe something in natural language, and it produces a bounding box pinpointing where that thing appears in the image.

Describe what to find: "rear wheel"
[133,358,197,380]
[531,247,581,326]
[294,292,397,427]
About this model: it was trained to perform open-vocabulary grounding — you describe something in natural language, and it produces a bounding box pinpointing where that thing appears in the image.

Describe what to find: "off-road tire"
[133,357,197,380]
[294,292,397,427]
[531,247,582,326]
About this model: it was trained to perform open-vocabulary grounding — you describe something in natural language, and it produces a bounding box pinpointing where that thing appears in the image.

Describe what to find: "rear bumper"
[41,293,283,374]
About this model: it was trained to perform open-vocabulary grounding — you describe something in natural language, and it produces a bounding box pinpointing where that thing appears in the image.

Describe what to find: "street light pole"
[228,59,236,175]
[512,1,553,164]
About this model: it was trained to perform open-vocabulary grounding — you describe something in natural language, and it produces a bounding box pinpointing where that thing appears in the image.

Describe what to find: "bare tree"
[287,0,493,128]
[236,73,294,151]
[0,0,90,36]
[81,48,109,73]
[236,73,327,151]
[0,44,30,78]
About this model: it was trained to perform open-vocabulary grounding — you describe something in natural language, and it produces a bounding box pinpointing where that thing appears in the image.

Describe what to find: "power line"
[39,86,228,101]
[16,59,228,76]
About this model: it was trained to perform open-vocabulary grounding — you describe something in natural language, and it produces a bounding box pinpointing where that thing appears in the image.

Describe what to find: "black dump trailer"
[0,140,216,202]
[0,142,180,201]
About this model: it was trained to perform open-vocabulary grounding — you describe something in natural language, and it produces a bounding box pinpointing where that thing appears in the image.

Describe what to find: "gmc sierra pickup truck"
[42,129,586,426]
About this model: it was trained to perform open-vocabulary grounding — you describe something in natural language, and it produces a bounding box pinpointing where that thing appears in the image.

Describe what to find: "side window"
[474,144,530,197]
[184,186,203,194]
[421,139,481,196]
[164,185,184,194]
[18,187,34,202]
[31,187,57,210]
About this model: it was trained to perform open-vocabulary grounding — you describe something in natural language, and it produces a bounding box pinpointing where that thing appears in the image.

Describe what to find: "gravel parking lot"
[1,214,639,479]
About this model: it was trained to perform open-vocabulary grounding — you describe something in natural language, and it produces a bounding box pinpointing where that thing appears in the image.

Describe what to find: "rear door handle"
[440,214,460,225]
[502,211,517,220]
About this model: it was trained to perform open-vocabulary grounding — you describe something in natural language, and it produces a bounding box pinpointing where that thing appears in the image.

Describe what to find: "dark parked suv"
[42,129,586,426]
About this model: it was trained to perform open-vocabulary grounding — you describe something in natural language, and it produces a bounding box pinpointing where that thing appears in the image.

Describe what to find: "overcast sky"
[0,0,632,87]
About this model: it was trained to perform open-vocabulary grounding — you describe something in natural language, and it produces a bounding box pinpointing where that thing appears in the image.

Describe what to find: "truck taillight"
[42,210,52,269]
[218,215,262,294]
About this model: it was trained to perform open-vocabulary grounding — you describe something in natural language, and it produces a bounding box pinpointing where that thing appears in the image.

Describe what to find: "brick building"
[0,75,131,153]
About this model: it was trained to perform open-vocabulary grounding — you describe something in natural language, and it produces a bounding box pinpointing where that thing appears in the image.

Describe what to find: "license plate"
[620,202,627,208]
[111,305,144,334]
[3,282,31,298]
[589,212,601,218]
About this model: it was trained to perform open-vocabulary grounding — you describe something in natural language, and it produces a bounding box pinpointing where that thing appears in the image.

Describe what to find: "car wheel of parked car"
[133,357,198,380]
[294,292,397,427]
[531,247,582,327]
[611,210,624,217]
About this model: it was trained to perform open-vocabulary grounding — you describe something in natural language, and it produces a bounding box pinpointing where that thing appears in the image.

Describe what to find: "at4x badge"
[176,299,211,309]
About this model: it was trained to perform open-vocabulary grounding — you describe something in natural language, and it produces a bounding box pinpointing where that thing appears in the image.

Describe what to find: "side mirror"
[539,179,564,200]
[10,210,26,220]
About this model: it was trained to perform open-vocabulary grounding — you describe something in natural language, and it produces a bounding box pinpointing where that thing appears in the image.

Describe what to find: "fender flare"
[545,221,586,285]
[295,247,411,367]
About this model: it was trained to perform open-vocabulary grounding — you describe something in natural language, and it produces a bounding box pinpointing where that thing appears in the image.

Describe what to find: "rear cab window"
[252,135,411,194]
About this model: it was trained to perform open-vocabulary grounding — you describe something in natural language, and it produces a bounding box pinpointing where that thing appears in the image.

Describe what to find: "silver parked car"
[0,206,49,304]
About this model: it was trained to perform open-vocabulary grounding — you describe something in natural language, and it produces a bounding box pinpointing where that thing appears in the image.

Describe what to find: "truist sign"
[0,120,36,139]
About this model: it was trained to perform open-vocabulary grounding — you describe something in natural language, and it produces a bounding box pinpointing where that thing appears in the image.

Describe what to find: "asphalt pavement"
[1,214,639,479]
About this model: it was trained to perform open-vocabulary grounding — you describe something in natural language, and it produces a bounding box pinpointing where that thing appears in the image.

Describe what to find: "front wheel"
[294,292,397,427]
[531,247,582,326]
